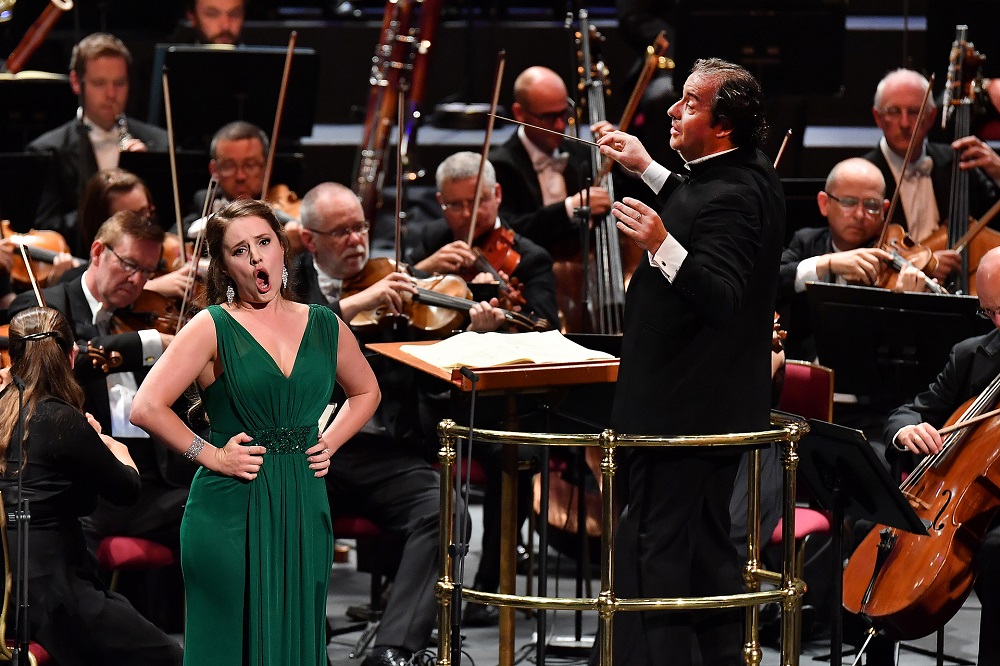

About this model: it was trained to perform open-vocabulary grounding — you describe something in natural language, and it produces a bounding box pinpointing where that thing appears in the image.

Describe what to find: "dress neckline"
[217,305,315,381]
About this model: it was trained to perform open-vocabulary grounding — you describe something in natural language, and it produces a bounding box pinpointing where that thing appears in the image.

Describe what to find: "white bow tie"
[532,152,569,174]
[904,155,934,180]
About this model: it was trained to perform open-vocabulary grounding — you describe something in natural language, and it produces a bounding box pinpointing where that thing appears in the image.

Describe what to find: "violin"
[343,257,546,334]
[843,368,1000,639]
[110,290,190,336]
[875,223,948,294]
[466,227,527,308]
[0,219,86,288]
[265,184,305,256]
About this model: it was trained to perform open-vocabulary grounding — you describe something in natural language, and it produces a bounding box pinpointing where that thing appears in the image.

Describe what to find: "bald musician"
[489,66,611,251]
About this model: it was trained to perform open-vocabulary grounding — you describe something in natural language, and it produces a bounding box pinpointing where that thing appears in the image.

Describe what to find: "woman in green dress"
[131,199,380,665]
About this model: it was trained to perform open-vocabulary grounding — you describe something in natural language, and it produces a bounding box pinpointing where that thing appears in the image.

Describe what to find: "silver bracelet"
[183,434,207,461]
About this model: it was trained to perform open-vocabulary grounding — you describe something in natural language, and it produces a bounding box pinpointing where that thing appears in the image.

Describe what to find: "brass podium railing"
[435,412,809,666]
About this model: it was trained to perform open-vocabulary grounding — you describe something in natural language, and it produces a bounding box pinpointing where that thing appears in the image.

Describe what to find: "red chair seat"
[332,516,383,538]
[433,457,488,486]
[96,536,176,571]
[770,507,833,544]
[5,639,51,664]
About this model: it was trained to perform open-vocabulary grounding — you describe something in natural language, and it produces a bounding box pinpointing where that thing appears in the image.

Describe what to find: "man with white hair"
[865,68,1000,281]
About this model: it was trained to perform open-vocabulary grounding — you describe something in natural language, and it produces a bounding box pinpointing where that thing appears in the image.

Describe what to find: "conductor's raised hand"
[597,130,652,176]
[612,197,667,253]
[208,432,267,481]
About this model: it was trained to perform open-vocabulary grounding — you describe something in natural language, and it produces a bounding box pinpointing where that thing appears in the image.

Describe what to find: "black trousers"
[326,436,444,653]
[607,449,744,666]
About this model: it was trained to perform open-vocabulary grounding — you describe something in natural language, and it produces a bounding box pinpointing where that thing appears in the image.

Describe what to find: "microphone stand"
[449,366,479,666]
[10,375,30,666]
[573,178,591,333]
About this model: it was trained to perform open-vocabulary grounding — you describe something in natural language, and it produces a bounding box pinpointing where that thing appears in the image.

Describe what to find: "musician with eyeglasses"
[184,121,298,237]
[7,211,191,572]
[489,66,612,251]
[864,68,1000,282]
[778,158,936,361]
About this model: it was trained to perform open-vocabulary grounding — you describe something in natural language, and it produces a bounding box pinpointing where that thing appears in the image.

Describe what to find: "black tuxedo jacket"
[864,142,1000,232]
[405,218,560,329]
[611,147,785,437]
[489,133,591,250]
[26,118,169,255]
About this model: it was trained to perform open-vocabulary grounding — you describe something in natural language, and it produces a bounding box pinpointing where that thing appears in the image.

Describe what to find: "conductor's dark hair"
[692,58,768,150]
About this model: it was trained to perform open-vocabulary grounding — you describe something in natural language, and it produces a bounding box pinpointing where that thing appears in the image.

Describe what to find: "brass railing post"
[436,420,457,666]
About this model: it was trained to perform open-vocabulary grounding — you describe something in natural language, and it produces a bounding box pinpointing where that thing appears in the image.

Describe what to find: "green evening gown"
[181,304,336,665]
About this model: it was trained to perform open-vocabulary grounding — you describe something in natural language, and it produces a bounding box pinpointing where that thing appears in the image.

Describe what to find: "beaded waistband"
[245,426,312,454]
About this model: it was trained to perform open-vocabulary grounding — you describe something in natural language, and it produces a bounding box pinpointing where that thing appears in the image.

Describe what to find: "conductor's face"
[211,138,265,201]
[188,0,245,45]
[667,73,727,162]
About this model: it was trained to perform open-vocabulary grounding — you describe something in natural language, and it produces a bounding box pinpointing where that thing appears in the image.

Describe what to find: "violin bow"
[394,88,405,269]
[466,50,505,247]
[175,177,218,333]
[17,243,45,308]
[161,68,187,264]
[878,73,935,248]
[261,31,298,197]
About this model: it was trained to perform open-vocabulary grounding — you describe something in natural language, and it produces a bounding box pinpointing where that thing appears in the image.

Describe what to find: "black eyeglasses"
[106,245,157,280]
[977,307,1000,320]
[307,220,370,241]
[824,191,883,216]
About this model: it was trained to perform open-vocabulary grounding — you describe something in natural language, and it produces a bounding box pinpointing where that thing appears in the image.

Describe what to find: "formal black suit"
[293,254,445,655]
[778,226,835,361]
[489,133,591,251]
[609,147,785,666]
[863,142,1000,233]
[883,329,1000,664]
[8,277,189,551]
[405,217,560,329]
[26,118,169,255]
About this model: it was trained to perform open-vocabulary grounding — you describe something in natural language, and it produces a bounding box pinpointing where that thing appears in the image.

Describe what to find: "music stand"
[797,418,927,666]
[806,283,991,408]
[0,152,51,232]
[0,73,76,152]
[146,45,320,149]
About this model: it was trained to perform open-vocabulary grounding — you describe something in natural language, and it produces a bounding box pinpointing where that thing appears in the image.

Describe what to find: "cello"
[842,369,1000,639]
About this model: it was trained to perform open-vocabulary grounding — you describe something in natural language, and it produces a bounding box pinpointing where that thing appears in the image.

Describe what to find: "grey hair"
[299,182,360,230]
[435,151,496,190]
[874,68,936,111]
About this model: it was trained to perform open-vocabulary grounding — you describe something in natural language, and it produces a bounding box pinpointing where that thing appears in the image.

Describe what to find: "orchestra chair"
[327,514,394,660]
[0,491,50,665]
[769,361,835,649]
[95,536,177,593]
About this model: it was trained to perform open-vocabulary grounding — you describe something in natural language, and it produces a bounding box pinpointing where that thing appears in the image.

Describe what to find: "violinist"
[779,158,933,360]
[874,245,1000,665]
[69,169,197,301]
[184,121,299,238]
[865,68,1000,281]
[25,33,168,255]
[7,211,190,559]
[490,66,611,251]
[293,182,462,666]
[407,151,560,329]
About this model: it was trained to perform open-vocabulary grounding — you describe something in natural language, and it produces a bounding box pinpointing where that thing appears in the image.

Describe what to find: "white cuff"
[648,235,687,282]
[641,161,671,194]
[138,329,165,366]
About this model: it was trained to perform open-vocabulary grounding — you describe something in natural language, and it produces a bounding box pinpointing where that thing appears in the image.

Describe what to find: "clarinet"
[116,114,133,151]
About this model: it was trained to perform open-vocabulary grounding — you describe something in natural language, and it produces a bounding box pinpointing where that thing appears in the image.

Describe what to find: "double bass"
[924,26,1000,295]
